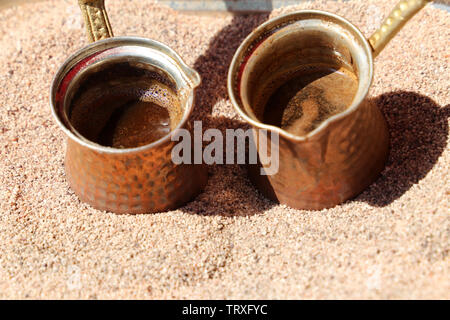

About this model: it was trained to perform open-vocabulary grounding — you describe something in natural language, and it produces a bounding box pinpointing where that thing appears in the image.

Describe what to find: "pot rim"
[227,9,374,141]
[50,36,200,154]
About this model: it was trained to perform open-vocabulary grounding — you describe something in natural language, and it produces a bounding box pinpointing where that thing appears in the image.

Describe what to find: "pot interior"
[51,38,200,151]
[237,11,373,137]
[64,58,183,149]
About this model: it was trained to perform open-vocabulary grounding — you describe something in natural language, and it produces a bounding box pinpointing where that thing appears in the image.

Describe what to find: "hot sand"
[0,0,448,299]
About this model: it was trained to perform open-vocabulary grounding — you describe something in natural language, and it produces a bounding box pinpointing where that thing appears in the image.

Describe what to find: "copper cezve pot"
[50,0,207,213]
[228,0,431,210]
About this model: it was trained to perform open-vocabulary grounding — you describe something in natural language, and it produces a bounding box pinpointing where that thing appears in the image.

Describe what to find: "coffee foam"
[67,65,183,145]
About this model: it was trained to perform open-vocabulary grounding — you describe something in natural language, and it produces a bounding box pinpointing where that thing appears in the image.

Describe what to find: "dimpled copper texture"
[229,11,390,210]
[248,98,389,210]
[65,133,207,214]
[51,37,207,214]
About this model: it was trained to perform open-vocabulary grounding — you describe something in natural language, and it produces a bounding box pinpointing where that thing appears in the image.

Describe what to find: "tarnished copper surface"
[228,4,428,210]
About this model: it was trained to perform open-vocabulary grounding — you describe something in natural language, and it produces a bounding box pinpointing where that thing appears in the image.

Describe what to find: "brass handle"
[78,0,114,42]
[368,0,431,57]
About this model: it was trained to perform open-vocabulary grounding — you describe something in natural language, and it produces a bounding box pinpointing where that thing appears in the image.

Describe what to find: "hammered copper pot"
[50,0,207,213]
[228,0,431,210]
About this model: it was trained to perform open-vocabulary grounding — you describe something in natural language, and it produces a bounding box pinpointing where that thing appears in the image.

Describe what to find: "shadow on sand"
[356,91,449,206]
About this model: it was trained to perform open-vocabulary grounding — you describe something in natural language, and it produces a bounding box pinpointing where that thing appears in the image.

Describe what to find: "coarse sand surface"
[0,0,448,299]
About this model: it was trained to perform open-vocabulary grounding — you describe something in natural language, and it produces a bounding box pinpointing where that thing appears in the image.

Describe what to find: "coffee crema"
[67,63,182,148]
[263,64,358,136]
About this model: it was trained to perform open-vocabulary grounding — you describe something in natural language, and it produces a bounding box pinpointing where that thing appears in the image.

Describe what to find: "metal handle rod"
[78,0,114,42]
[368,0,432,57]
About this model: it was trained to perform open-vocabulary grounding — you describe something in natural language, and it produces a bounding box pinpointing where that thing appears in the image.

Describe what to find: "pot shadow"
[190,12,270,122]
[356,91,449,207]
[179,12,273,217]
[181,116,276,217]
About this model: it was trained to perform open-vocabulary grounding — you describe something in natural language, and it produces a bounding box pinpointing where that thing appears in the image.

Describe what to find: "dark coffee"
[263,64,358,136]
[95,99,171,148]
[68,63,181,148]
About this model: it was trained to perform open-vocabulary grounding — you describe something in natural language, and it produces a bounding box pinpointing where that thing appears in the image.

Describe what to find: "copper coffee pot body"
[50,1,207,213]
[228,1,431,210]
